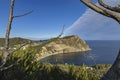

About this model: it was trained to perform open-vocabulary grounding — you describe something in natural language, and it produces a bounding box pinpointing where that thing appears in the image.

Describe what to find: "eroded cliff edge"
[36,35,91,60]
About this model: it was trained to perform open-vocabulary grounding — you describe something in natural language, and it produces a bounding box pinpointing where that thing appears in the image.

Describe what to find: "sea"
[40,40,120,65]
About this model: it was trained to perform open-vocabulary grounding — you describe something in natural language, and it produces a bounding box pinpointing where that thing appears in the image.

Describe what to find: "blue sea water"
[40,40,120,65]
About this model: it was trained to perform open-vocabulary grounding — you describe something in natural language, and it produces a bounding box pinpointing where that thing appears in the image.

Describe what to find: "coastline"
[37,49,91,61]
[36,35,92,61]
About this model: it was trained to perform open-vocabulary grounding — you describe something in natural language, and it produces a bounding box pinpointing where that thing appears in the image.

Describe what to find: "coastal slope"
[36,35,91,59]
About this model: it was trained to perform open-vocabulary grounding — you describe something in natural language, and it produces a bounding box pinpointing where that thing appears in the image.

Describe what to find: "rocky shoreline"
[37,50,91,60]
[36,35,91,60]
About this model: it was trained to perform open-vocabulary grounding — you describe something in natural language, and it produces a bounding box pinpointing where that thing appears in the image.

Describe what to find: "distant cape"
[36,35,91,60]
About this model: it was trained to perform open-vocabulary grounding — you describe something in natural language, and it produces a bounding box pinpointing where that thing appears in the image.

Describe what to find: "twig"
[13,10,33,18]
[10,41,32,54]
[0,51,29,71]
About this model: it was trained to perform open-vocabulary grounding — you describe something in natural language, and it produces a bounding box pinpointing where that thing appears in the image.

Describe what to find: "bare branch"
[80,0,113,17]
[0,62,6,69]
[10,41,31,54]
[1,0,33,67]
[57,24,65,38]
[98,0,120,12]
[13,10,33,18]
[0,58,21,71]
[80,0,120,80]
[0,51,29,71]
[0,40,31,69]
[39,24,65,48]
[1,0,15,67]
[0,64,13,71]
[80,0,120,23]
[0,51,10,68]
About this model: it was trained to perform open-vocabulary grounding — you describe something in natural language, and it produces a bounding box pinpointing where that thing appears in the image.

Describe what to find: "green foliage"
[0,46,111,80]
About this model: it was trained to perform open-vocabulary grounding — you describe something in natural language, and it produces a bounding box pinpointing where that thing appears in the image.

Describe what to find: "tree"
[80,0,120,80]
[0,0,64,71]
[0,0,32,70]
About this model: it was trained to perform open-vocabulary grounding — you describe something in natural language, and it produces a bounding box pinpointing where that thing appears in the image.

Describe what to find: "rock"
[37,35,91,60]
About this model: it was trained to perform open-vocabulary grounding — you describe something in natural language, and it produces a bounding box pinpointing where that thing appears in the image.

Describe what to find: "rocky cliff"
[36,35,91,59]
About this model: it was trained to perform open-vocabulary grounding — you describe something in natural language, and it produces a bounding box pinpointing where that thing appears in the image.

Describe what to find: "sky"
[0,0,120,40]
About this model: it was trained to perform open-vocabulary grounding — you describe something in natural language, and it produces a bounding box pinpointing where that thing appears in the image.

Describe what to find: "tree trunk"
[1,0,14,65]
[80,0,120,79]
[101,50,120,80]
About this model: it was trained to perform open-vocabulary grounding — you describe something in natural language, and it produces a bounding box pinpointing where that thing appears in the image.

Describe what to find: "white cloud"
[65,8,120,40]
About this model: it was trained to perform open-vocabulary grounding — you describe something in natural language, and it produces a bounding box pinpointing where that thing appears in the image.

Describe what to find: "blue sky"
[0,0,120,40]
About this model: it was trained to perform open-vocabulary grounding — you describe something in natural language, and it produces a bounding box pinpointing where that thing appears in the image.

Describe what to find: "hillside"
[0,37,32,47]
[36,35,91,59]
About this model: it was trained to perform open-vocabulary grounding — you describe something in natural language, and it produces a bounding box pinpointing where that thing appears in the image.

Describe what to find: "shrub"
[0,47,111,80]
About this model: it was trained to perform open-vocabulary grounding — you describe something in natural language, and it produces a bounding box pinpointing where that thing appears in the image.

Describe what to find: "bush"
[0,46,111,80]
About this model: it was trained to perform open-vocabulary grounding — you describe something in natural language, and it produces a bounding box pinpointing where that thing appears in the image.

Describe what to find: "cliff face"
[36,35,91,59]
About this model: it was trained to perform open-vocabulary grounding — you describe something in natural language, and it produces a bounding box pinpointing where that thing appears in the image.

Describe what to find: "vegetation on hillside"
[0,37,32,47]
[0,0,114,79]
[0,46,111,80]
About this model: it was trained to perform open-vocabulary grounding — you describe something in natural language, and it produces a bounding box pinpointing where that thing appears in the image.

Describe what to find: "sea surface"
[40,40,120,65]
